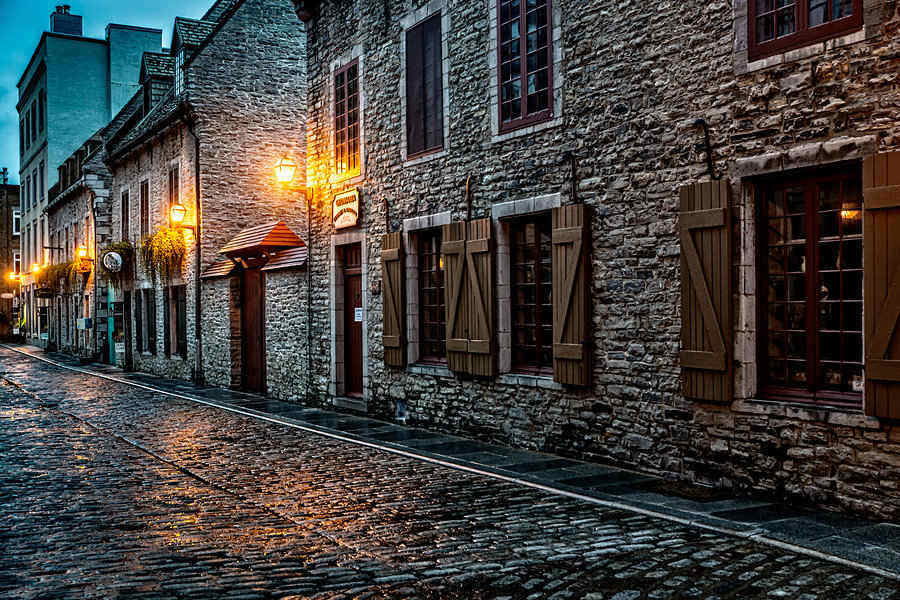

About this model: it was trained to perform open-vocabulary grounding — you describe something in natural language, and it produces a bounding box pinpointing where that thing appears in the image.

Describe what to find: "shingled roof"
[202,0,240,23]
[219,222,305,258]
[106,87,181,163]
[140,52,175,80]
[173,17,217,49]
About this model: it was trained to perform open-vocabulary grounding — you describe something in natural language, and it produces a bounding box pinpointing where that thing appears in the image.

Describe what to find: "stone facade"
[290,0,900,519]
[0,180,20,339]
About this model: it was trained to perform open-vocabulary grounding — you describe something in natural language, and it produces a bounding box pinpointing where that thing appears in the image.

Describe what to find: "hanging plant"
[34,261,77,294]
[141,227,186,282]
[100,240,136,283]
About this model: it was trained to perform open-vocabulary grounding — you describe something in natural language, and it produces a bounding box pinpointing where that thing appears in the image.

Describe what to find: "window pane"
[832,0,853,19]
[777,6,796,37]
[757,14,775,42]
[809,0,827,26]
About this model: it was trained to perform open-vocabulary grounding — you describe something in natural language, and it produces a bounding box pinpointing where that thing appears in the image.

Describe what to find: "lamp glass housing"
[275,156,297,184]
[77,245,88,259]
[170,203,188,225]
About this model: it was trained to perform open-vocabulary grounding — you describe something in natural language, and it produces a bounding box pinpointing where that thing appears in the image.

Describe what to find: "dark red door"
[343,244,363,397]
[241,268,266,393]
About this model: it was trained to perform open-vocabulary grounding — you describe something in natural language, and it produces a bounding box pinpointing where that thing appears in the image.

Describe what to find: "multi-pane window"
[39,162,44,201]
[510,215,553,374]
[13,210,20,236]
[25,113,31,149]
[140,180,150,238]
[19,121,24,154]
[406,13,444,157]
[498,0,552,132]
[31,170,37,207]
[25,176,30,209]
[167,165,179,209]
[167,285,187,359]
[750,0,862,60]
[30,103,37,141]
[13,252,20,274]
[136,289,157,354]
[38,91,45,133]
[121,190,130,241]
[418,229,446,363]
[334,60,360,177]
[758,170,863,406]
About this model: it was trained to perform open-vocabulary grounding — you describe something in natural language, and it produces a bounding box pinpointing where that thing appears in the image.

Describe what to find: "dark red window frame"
[510,213,553,375]
[749,0,862,61]
[756,167,864,409]
[334,59,361,177]
[497,0,553,133]
[417,228,446,364]
[406,12,444,159]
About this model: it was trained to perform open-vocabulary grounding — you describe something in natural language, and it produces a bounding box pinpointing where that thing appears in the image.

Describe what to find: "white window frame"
[12,210,20,236]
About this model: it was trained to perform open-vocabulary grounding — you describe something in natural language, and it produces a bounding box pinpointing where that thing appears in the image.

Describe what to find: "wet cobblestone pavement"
[1,349,899,599]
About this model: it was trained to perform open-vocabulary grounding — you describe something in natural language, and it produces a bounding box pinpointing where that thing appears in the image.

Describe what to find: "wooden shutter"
[466,218,495,377]
[679,181,732,402]
[381,232,406,367]
[442,221,469,373]
[863,152,900,419]
[552,204,591,386]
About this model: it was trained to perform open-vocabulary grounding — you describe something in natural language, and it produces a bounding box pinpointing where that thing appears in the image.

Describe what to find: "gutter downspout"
[179,104,204,385]
[306,188,312,406]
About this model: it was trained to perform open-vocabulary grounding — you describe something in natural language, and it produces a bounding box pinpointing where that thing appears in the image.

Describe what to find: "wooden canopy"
[219,221,304,259]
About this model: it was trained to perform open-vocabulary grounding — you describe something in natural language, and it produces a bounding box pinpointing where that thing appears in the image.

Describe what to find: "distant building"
[16,5,161,347]
[0,169,21,340]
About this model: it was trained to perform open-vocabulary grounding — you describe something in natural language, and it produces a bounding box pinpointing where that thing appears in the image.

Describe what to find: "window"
[38,91,44,133]
[31,170,37,207]
[145,289,157,355]
[30,103,37,142]
[25,113,30,149]
[175,48,185,96]
[166,285,187,358]
[749,0,862,60]
[497,0,552,132]
[758,169,863,406]
[406,13,444,157]
[510,214,553,374]
[418,229,446,363]
[135,290,143,352]
[12,210,20,236]
[13,252,20,274]
[65,227,69,262]
[140,180,150,239]
[121,190,130,241]
[24,226,30,267]
[19,121,24,154]
[334,60,360,177]
[24,176,30,210]
[39,162,44,201]
[167,166,179,209]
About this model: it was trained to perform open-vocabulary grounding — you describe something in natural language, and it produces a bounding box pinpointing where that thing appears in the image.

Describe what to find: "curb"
[3,343,898,582]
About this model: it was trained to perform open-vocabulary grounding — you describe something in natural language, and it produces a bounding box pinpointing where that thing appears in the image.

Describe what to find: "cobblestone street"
[1,350,898,599]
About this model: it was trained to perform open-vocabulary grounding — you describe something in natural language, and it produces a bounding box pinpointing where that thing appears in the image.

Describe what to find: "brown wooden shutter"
[442,221,469,373]
[863,152,900,419]
[381,232,406,367]
[679,181,732,402]
[552,204,591,386]
[466,218,495,377]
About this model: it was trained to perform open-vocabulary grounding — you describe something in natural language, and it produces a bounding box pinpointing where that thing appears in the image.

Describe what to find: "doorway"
[342,244,363,397]
[241,268,266,393]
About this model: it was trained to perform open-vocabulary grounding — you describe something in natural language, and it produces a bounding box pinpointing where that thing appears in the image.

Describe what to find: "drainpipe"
[179,104,204,385]
[306,188,312,405]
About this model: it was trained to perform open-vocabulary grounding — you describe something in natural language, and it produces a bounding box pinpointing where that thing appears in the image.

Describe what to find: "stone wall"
[295,0,900,518]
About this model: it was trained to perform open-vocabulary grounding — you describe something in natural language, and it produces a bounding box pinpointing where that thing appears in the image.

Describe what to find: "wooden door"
[343,244,363,397]
[241,268,266,393]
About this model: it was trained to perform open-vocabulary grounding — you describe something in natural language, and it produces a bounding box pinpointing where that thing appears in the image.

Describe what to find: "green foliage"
[34,261,77,293]
[141,227,186,282]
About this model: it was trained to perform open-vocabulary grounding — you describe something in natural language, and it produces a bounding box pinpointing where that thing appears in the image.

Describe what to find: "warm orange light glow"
[77,245,88,259]
[7,272,18,281]
[170,203,188,225]
[841,209,861,221]
[275,156,298,184]
[31,263,41,274]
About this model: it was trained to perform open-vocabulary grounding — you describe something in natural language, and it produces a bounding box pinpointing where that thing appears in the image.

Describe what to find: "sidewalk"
[6,343,900,579]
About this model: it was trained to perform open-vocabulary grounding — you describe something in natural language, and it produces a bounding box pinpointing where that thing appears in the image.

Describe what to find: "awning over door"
[219,221,304,259]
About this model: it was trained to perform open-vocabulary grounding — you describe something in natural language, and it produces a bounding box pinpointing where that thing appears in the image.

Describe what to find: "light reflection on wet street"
[1,350,898,599]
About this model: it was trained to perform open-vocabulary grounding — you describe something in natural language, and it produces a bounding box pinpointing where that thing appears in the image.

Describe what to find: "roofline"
[105,23,163,35]
[106,101,186,166]
[17,31,107,89]
[184,0,250,68]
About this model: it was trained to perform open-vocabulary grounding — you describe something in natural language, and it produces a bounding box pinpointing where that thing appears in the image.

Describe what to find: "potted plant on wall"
[141,226,186,282]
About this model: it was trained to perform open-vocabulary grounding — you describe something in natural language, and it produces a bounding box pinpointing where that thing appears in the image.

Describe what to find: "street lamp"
[7,272,18,282]
[169,202,194,231]
[77,245,92,260]
[275,156,298,184]
[31,263,41,274]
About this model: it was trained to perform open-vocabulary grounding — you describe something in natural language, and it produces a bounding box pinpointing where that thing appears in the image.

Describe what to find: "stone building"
[16,5,161,348]
[0,171,21,340]
[101,0,308,382]
[43,133,113,360]
[275,0,900,519]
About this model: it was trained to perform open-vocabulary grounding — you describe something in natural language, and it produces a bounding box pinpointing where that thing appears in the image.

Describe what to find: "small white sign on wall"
[115,342,126,354]
[354,307,363,322]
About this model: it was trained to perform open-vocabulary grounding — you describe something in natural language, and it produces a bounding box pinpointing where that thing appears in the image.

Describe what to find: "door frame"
[330,231,368,410]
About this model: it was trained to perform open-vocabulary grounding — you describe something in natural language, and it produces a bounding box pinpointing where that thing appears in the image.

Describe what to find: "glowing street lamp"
[77,245,89,259]
[31,263,41,274]
[275,156,298,184]
[7,272,18,282]
[170,202,188,226]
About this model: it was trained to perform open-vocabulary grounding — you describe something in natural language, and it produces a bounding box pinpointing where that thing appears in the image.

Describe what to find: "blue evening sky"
[0,0,215,184]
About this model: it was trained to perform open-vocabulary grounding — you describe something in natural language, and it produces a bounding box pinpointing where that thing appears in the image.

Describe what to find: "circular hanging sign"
[102,251,123,273]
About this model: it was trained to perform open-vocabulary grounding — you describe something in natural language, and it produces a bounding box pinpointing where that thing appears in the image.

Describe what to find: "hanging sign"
[102,251,123,273]
[333,189,359,230]
[0,293,12,299]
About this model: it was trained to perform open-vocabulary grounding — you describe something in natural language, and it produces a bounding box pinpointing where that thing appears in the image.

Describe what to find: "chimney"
[50,5,82,36]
